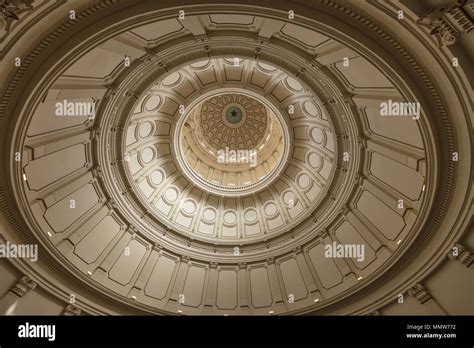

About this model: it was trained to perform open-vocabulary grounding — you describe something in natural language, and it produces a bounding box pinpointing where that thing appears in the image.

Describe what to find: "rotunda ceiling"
[123,58,336,244]
[7,11,430,314]
[2,1,470,318]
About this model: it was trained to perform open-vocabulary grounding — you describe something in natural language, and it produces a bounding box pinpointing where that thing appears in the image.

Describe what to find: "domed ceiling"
[197,93,269,151]
[0,0,471,317]
[123,57,336,245]
[178,90,286,194]
[4,9,429,315]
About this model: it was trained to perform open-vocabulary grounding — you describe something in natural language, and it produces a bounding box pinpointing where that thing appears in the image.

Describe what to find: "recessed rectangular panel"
[271,82,292,102]
[267,215,284,230]
[155,121,171,136]
[306,182,322,201]
[357,190,406,240]
[195,67,217,86]
[138,179,154,198]
[63,47,124,78]
[44,183,99,232]
[221,225,238,237]
[24,144,86,190]
[131,19,183,40]
[370,152,424,200]
[27,100,88,136]
[288,201,304,219]
[159,97,179,116]
[175,212,192,228]
[308,243,343,289]
[279,258,308,301]
[335,56,393,88]
[174,79,196,98]
[182,265,206,308]
[250,70,271,88]
[216,269,238,310]
[144,254,177,300]
[334,221,376,269]
[74,215,121,264]
[244,223,261,236]
[224,65,243,81]
[281,23,329,47]
[363,107,423,148]
[209,14,254,25]
[155,198,172,216]
[197,221,215,235]
[249,267,272,308]
[109,239,147,286]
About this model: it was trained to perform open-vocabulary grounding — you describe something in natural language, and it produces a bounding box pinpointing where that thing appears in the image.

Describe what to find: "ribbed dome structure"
[197,94,269,150]
[0,0,471,318]
[179,92,285,192]
[123,58,335,245]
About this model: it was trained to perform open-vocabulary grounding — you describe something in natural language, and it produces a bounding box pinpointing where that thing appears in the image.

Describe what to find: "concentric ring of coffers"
[125,58,336,244]
[11,8,432,315]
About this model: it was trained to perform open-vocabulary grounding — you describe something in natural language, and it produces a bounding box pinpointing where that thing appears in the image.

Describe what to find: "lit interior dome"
[178,92,285,193]
[1,1,471,318]
[123,58,336,244]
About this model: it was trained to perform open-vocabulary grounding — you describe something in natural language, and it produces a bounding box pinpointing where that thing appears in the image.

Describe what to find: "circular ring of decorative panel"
[122,59,338,246]
[6,2,458,317]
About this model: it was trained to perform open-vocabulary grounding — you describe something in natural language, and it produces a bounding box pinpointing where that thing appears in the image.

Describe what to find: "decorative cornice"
[447,243,473,267]
[0,0,66,58]
[417,0,474,46]
[10,275,37,297]
[63,304,82,316]
[407,283,432,304]
[0,0,32,39]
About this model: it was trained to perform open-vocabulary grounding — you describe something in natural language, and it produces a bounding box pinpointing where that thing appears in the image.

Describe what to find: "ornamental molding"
[0,0,66,58]
[10,275,37,297]
[63,304,82,316]
[407,283,432,304]
[447,243,474,267]
[417,0,474,46]
[0,0,33,39]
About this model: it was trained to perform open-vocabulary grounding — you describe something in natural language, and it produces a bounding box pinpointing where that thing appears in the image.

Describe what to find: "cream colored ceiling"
[124,58,334,243]
[5,1,470,317]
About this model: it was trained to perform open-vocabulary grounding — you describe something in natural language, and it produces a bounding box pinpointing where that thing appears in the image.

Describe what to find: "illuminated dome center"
[224,105,244,125]
[176,92,287,195]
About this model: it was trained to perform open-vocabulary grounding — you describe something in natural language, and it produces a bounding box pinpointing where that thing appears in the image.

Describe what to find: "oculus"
[223,105,244,125]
